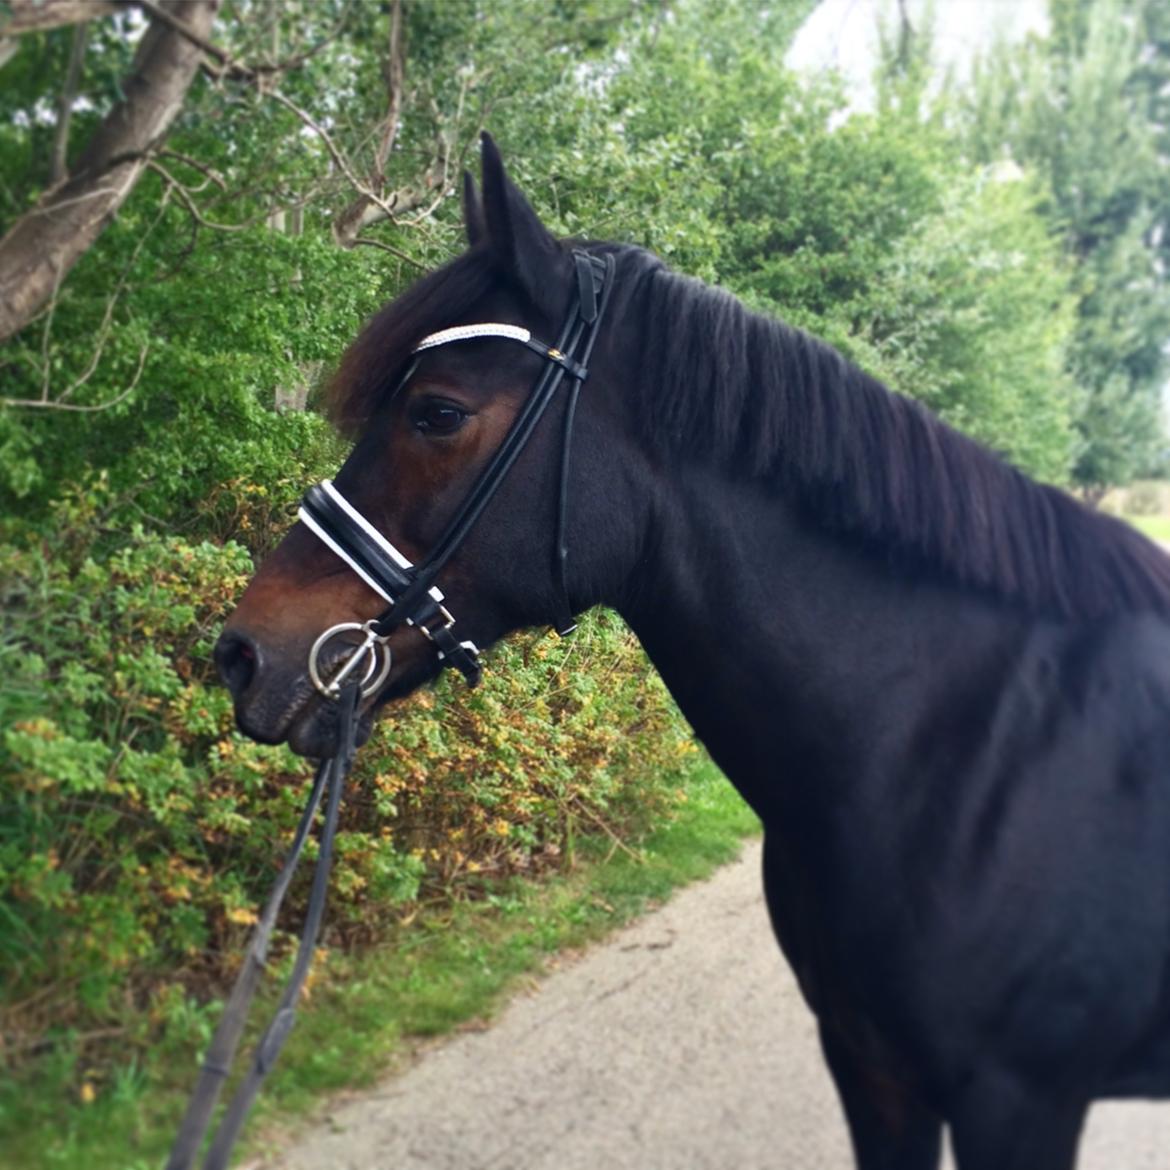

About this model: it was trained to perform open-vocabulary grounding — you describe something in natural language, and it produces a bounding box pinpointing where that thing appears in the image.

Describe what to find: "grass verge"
[0,757,758,1170]
[1123,513,1170,543]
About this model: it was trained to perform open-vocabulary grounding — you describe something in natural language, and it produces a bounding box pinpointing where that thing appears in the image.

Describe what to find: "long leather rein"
[167,249,614,1169]
[165,683,358,1170]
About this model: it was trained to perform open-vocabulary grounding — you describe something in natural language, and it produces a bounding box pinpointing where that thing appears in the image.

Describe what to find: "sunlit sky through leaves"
[789,0,1050,110]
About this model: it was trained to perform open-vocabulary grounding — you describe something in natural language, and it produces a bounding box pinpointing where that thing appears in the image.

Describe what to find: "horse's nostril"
[215,630,259,699]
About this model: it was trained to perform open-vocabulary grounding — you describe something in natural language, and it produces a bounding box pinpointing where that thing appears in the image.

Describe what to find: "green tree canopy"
[1,0,1157,520]
[513,0,1078,481]
[962,0,1170,496]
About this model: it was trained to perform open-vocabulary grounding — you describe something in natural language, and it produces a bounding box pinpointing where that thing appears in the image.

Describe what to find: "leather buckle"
[411,604,455,642]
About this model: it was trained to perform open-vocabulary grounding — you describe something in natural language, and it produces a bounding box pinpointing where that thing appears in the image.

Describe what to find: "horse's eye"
[410,397,470,436]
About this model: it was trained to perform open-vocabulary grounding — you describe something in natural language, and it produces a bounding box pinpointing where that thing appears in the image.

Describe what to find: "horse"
[215,134,1170,1169]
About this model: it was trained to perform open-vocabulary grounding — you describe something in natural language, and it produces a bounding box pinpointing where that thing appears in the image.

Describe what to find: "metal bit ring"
[308,621,392,700]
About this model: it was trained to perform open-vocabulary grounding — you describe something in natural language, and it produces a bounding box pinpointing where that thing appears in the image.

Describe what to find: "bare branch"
[268,90,366,192]
[348,236,426,271]
[372,0,404,183]
[896,0,915,70]
[38,267,66,404]
[1,0,117,36]
[122,0,228,64]
[3,344,149,411]
[131,0,352,85]
[5,190,167,412]
[50,22,89,186]
[265,86,433,247]
[332,0,451,248]
[146,159,264,230]
[156,148,226,190]
[330,36,478,248]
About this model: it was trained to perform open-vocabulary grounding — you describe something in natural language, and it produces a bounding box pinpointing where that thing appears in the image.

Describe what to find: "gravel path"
[269,839,1170,1169]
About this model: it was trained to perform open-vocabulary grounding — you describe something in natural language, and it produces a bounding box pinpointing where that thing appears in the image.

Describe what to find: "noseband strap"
[298,249,615,694]
[300,481,481,686]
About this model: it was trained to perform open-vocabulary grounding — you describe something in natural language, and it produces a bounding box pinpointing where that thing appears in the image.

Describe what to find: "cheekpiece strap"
[298,247,613,693]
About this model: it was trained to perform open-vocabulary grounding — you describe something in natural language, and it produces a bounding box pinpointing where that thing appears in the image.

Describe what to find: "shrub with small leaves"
[0,480,690,1066]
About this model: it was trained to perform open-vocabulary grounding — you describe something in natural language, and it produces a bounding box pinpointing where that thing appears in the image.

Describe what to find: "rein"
[168,248,614,1168]
[166,682,359,1170]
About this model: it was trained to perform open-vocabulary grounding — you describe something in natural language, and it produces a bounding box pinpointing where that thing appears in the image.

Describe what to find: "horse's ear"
[462,170,486,247]
[479,131,563,300]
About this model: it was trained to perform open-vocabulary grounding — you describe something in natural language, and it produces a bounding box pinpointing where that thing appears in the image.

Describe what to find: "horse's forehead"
[410,337,539,391]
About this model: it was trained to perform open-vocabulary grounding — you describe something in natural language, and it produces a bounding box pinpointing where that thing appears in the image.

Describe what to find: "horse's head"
[215,136,647,756]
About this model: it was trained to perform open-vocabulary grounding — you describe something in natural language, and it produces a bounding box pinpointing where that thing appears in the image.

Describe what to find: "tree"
[962,0,1170,497]
[0,0,219,342]
[0,0,648,349]
[0,0,1094,522]
[0,0,645,517]
[520,0,1077,481]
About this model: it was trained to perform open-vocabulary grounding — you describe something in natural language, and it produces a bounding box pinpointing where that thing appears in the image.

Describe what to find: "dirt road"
[271,840,1170,1169]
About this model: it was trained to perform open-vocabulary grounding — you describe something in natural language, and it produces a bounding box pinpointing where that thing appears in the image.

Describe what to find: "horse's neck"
[617,467,1024,821]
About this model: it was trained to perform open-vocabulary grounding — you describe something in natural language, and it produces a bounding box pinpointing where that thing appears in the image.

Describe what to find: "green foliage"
[837,172,1076,481]
[961,0,1170,490]
[508,0,1077,481]
[0,207,368,522]
[1,0,1095,526]
[0,483,691,1066]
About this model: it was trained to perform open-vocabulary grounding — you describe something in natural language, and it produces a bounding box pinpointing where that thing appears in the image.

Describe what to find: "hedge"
[0,478,693,1069]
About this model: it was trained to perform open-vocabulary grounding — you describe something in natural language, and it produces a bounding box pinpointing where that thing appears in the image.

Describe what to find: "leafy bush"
[0,482,691,1066]
[0,212,367,527]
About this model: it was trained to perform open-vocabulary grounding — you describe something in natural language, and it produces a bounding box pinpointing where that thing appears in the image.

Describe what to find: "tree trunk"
[0,0,219,343]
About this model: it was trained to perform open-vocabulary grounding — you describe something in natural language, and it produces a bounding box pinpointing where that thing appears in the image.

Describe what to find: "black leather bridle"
[298,248,615,703]
[167,248,614,1170]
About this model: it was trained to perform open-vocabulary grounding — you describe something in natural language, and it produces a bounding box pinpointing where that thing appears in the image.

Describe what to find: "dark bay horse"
[216,135,1170,1169]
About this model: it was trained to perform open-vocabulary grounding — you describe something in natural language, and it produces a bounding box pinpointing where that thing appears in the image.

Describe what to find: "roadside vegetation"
[2,0,1168,1163]
[1,757,756,1170]
[1128,514,1170,542]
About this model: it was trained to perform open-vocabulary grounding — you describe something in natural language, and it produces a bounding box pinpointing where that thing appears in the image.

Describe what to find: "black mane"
[330,241,1170,621]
